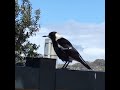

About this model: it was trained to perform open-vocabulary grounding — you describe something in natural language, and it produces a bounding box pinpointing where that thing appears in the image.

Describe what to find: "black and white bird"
[43,31,92,70]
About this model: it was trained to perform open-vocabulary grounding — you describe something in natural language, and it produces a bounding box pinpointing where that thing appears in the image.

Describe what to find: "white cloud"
[84,48,104,56]
[82,48,105,61]
[28,20,105,63]
[28,27,50,55]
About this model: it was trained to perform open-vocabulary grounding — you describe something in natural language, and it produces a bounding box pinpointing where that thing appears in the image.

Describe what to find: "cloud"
[28,20,105,63]
[82,47,105,61]
[28,27,50,55]
[73,44,84,52]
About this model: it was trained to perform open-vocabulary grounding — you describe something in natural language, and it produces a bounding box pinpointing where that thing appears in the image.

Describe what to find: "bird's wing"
[57,38,80,56]
[57,38,74,49]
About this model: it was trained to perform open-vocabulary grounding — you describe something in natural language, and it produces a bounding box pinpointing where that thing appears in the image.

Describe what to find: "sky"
[27,0,105,64]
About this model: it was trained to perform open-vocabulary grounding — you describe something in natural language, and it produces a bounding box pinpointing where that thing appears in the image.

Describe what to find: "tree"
[15,0,41,63]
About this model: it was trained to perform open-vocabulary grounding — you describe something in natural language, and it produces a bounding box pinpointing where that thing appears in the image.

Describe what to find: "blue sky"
[25,0,105,63]
[30,0,105,26]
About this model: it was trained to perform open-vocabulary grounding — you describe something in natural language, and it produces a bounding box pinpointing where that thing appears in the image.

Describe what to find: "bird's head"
[43,31,62,41]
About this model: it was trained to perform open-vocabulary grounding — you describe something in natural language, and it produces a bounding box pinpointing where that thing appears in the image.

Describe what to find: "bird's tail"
[79,55,92,70]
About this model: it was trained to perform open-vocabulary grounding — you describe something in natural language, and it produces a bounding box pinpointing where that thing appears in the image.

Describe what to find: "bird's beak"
[42,35,49,37]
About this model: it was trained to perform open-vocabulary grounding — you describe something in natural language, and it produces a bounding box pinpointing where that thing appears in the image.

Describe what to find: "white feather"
[55,33,62,41]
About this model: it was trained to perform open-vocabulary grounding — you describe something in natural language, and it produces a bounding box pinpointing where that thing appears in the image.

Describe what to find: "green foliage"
[15,0,41,63]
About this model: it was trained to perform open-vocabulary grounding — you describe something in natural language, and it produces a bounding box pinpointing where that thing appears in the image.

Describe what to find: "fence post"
[39,58,56,90]
[25,57,56,90]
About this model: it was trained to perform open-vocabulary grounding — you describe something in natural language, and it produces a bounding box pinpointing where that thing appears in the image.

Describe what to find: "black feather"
[47,32,92,70]
[57,38,92,70]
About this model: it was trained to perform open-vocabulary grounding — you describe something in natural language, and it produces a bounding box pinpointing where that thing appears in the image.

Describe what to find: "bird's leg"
[62,61,67,68]
[64,61,70,68]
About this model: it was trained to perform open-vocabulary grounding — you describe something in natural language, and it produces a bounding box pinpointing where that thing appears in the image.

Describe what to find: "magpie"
[43,31,92,70]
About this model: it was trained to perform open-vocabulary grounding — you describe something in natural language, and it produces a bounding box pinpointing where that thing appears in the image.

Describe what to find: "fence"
[15,58,105,90]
